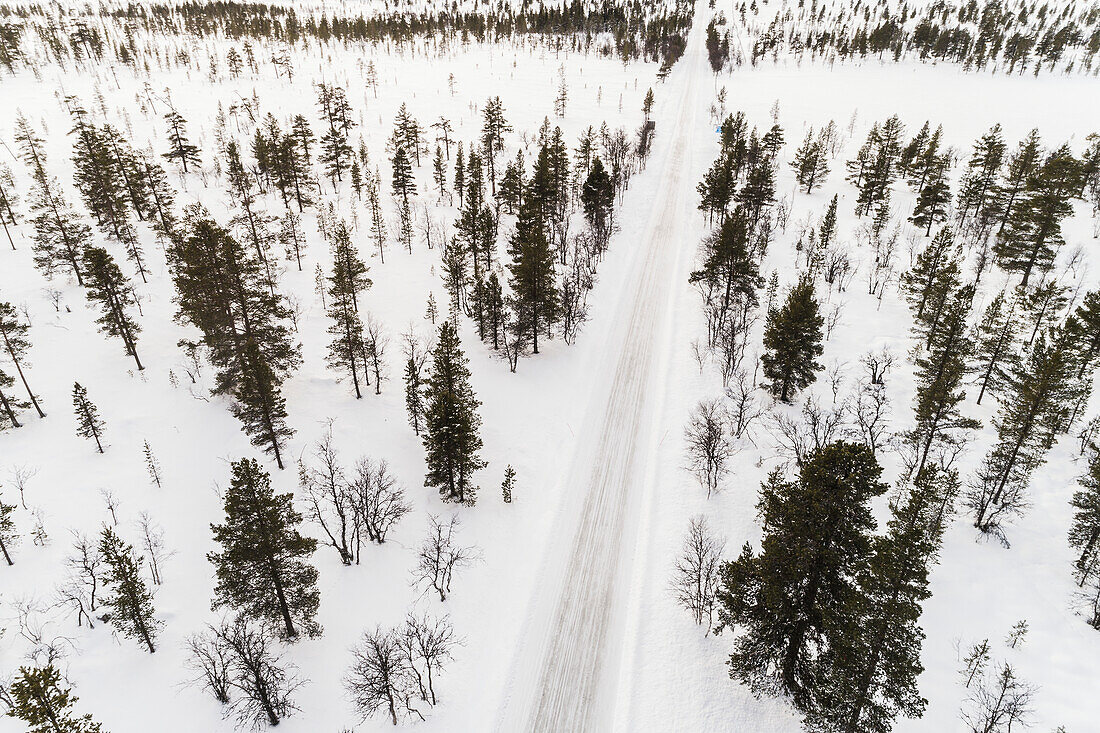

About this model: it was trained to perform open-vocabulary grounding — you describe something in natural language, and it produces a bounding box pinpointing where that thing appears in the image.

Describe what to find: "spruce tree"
[5,664,104,733]
[423,321,485,505]
[209,458,320,639]
[761,277,824,402]
[581,157,614,249]
[82,246,143,370]
[993,129,1042,235]
[507,179,559,355]
[716,441,887,708]
[72,382,104,453]
[391,144,416,204]
[99,525,160,653]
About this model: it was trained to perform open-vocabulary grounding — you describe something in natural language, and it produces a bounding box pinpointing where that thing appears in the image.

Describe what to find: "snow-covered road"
[502,8,709,731]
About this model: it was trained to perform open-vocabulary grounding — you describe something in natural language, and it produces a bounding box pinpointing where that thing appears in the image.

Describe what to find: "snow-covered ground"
[2,1,1100,731]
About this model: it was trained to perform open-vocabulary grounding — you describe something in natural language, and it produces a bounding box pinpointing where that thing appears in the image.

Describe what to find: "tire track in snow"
[514,12,706,731]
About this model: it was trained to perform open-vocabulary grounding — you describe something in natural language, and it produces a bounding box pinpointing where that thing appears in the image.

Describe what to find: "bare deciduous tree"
[352,458,410,544]
[398,613,457,706]
[412,514,477,601]
[684,399,735,498]
[671,516,726,634]
[960,662,1034,733]
[346,626,421,726]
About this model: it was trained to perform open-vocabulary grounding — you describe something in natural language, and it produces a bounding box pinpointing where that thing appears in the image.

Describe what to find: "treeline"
[0,0,693,73]
[731,0,1100,75]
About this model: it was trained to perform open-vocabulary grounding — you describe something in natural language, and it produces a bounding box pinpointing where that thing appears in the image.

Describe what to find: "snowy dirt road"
[500,8,710,732]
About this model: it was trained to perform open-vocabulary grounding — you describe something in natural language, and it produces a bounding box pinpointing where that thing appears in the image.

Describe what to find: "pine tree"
[326,224,369,399]
[209,458,320,639]
[581,157,614,249]
[501,465,515,503]
[790,129,830,193]
[144,440,163,487]
[970,290,1021,405]
[908,155,951,236]
[99,525,160,653]
[162,110,201,173]
[1070,447,1100,585]
[0,494,15,564]
[807,466,948,733]
[366,170,387,262]
[432,145,448,200]
[15,113,93,285]
[957,124,1006,229]
[905,285,980,478]
[72,382,104,453]
[993,129,1042,235]
[82,246,144,370]
[423,321,485,505]
[994,144,1079,287]
[716,441,887,709]
[970,326,1082,539]
[0,301,45,418]
[170,211,300,468]
[507,180,559,355]
[6,664,105,733]
[761,277,824,402]
[900,228,961,337]
[481,96,511,194]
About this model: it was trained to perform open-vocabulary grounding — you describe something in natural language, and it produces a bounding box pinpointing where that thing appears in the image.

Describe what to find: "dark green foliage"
[761,277,824,402]
[422,321,485,505]
[994,143,1080,286]
[5,664,104,733]
[99,525,160,653]
[581,157,614,249]
[716,441,888,709]
[970,290,1020,405]
[905,285,980,479]
[790,128,830,193]
[807,467,953,733]
[72,382,104,453]
[908,155,951,236]
[209,458,320,639]
[0,494,15,564]
[507,173,559,355]
[0,301,43,421]
[82,246,143,370]
[956,124,1006,232]
[15,113,93,286]
[162,110,201,173]
[1070,447,1100,588]
[325,220,370,398]
[169,210,300,468]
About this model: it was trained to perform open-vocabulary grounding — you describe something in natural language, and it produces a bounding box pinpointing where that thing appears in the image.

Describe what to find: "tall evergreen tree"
[970,290,1021,405]
[808,467,950,733]
[325,222,369,398]
[957,124,1006,230]
[162,110,201,174]
[169,211,300,468]
[761,277,824,402]
[99,525,159,653]
[716,441,887,709]
[15,113,93,285]
[790,129,830,193]
[209,458,320,639]
[82,246,144,370]
[1070,447,1100,586]
[5,664,104,733]
[0,301,45,418]
[422,321,485,505]
[507,180,559,355]
[72,382,104,453]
